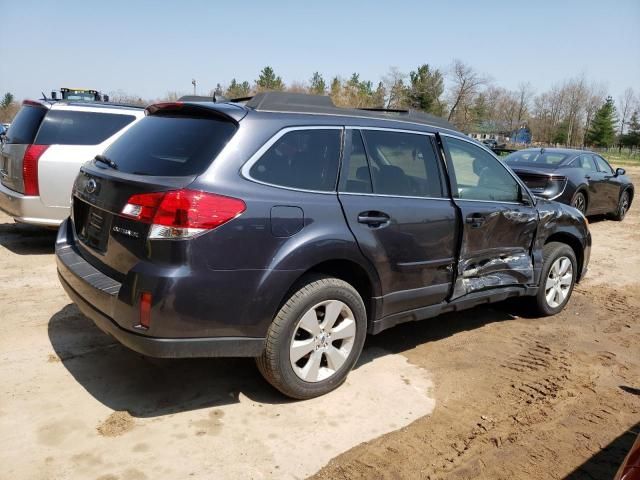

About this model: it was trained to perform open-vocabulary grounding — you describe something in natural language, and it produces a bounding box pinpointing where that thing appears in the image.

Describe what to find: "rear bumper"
[55,219,266,358]
[58,272,264,357]
[0,182,66,226]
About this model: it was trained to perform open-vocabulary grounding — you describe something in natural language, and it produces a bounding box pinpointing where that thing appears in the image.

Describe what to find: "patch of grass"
[600,150,640,167]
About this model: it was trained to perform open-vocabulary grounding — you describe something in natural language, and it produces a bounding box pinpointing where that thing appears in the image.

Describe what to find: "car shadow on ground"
[564,421,639,479]
[0,221,57,255]
[48,301,522,418]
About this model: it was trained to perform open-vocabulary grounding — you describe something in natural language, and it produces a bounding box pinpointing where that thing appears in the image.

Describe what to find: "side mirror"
[615,167,626,176]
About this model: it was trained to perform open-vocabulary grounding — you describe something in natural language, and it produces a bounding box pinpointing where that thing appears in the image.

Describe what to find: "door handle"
[585,175,591,180]
[357,211,390,228]
[465,213,486,228]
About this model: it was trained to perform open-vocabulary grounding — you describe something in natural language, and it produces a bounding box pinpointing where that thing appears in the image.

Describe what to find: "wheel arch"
[622,185,634,206]
[278,258,380,331]
[572,186,589,211]
[544,232,584,282]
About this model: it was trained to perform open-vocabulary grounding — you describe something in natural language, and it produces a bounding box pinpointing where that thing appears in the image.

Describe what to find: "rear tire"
[611,190,630,221]
[256,274,367,399]
[571,191,587,215]
[528,242,577,317]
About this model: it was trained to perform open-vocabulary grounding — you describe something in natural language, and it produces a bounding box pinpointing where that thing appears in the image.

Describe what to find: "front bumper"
[55,219,265,358]
[0,182,66,226]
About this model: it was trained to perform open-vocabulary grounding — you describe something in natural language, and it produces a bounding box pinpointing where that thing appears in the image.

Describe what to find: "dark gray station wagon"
[56,93,591,398]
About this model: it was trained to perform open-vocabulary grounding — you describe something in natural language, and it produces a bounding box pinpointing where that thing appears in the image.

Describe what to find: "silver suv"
[0,100,144,226]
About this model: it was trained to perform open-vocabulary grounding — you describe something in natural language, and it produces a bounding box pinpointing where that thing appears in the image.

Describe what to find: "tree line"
[2,62,639,149]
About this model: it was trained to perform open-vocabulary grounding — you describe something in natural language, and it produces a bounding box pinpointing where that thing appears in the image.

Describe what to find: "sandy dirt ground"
[312,167,640,480]
[0,168,638,480]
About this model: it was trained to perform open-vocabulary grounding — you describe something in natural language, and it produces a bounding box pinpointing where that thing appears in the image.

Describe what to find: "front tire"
[256,275,367,399]
[530,242,577,316]
[611,190,630,221]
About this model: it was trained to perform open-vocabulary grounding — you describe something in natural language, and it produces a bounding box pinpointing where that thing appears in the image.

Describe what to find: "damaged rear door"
[441,135,538,299]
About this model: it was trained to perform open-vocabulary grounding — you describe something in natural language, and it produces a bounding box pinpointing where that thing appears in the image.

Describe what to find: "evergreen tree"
[586,96,617,147]
[407,64,444,114]
[256,66,284,92]
[309,72,326,95]
[552,120,570,145]
[621,110,640,148]
[373,82,386,108]
[470,93,488,127]
[225,79,251,98]
[1,92,14,109]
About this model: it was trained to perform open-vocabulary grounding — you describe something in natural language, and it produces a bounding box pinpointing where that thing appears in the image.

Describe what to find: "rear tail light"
[121,189,246,239]
[22,145,49,196]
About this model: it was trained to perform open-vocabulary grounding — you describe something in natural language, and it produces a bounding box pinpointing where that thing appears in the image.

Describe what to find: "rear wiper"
[94,154,118,170]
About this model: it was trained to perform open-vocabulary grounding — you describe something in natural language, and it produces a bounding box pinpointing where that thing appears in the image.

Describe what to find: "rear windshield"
[35,110,136,145]
[505,150,570,167]
[102,114,237,176]
[5,105,47,144]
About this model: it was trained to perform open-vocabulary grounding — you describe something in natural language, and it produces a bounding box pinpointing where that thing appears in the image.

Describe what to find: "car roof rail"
[232,92,459,131]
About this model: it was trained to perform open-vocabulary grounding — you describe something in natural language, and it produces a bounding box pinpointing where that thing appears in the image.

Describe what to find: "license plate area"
[74,197,111,253]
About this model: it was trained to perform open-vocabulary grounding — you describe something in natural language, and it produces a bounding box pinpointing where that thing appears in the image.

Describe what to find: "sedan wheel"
[544,256,573,308]
[612,191,630,221]
[572,192,586,214]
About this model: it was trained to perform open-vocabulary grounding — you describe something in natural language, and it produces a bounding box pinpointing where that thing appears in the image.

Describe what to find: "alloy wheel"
[545,256,573,308]
[289,300,357,382]
[620,192,629,218]
[572,194,586,213]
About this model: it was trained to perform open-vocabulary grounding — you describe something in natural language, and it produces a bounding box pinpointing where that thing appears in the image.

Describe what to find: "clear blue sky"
[1,0,638,101]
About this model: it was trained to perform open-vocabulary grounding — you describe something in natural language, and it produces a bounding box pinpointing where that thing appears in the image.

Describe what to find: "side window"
[343,130,372,193]
[576,154,597,171]
[444,137,520,202]
[249,129,341,191]
[594,155,614,174]
[360,130,443,198]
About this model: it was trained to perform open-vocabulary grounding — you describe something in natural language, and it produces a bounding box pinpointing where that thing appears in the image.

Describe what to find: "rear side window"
[249,129,341,191]
[574,154,597,171]
[5,105,47,144]
[361,130,443,198]
[35,110,136,145]
[103,115,237,176]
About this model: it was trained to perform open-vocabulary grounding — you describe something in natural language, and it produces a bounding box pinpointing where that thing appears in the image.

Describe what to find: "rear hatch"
[72,103,244,277]
[0,101,49,193]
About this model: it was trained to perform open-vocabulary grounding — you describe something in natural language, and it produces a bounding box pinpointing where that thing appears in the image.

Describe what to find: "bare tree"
[447,60,486,123]
[618,87,636,136]
[382,67,407,109]
[516,82,534,125]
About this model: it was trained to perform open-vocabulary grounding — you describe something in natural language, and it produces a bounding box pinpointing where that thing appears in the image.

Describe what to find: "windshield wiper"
[94,154,118,170]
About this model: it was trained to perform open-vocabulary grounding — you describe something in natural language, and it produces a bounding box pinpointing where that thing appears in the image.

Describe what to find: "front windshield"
[505,150,570,167]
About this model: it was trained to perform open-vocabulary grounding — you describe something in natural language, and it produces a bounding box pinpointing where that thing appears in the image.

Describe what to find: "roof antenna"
[41,91,48,101]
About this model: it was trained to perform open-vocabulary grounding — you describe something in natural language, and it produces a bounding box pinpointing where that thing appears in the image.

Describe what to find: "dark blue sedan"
[505,148,634,220]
